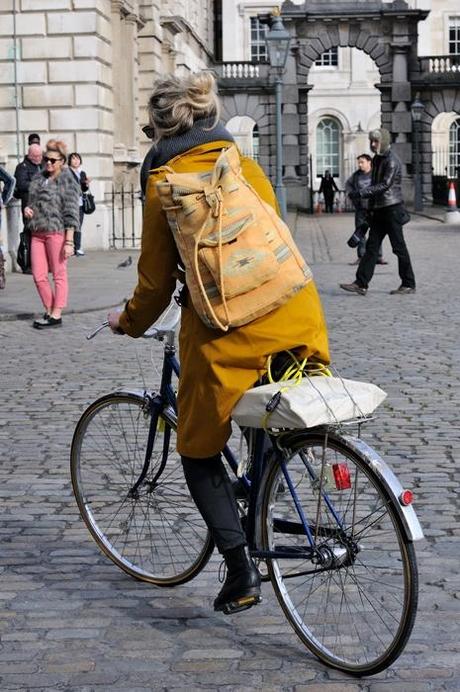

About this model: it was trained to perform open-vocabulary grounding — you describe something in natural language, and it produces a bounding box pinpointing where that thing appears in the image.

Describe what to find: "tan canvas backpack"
[156,145,312,331]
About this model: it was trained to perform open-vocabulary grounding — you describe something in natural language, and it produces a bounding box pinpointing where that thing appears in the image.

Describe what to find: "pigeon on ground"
[117,256,132,269]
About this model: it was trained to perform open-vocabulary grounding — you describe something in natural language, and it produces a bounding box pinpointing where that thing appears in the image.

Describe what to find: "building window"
[250,17,267,62]
[449,17,460,55]
[449,118,460,178]
[316,117,341,177]
[315,47,338,67]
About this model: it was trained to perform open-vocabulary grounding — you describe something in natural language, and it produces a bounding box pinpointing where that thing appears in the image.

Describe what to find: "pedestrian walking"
[340,128,415,296]
[0,165,16,289]
[14,143,44,274]
[68,152,91,256]
[24,139,80,329]
[319,169,339,213]
[345,154,386,265]
[108,71,330,615]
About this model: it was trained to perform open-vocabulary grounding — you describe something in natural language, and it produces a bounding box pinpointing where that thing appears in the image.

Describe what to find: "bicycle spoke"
[71,395,213,584]
[262,432,418,675]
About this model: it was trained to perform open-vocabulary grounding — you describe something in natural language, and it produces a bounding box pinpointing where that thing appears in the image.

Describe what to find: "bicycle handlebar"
[86,297,181,342]
[87,322,110,340]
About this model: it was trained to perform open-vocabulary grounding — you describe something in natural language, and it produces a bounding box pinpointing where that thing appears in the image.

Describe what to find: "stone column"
[111,1,125,161]
[420,113,433,204]
[390,46,412,169]
[283,46,307,210]
[389,40,414,203]
[124,13,140,161]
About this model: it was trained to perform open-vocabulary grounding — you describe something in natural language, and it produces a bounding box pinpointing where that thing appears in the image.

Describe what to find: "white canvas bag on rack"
[232,376,387,430]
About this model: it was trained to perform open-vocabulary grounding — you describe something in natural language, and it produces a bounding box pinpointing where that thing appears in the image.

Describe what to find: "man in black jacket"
[14,144,43,273]
[340,128,416,295]
[14,144,43,218]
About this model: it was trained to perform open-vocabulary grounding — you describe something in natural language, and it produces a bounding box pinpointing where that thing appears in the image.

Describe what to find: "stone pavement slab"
[1,211,459,690]
[0,249,139,320]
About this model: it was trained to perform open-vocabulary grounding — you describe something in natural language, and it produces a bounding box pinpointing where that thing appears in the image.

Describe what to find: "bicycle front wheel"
[261,431,418,676]
[71,393,213,585]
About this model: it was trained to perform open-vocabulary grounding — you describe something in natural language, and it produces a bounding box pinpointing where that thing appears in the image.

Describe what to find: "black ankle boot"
[214,545,261,614]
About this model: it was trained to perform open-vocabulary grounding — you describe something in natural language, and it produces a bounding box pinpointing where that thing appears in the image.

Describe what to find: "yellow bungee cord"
[261,351,332,430]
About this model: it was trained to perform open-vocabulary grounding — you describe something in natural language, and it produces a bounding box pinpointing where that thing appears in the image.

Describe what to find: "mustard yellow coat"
[119,141,330,457]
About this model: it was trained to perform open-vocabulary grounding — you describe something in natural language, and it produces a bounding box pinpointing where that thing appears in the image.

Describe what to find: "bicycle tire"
[70,392,214,585]
[260,430,418,676]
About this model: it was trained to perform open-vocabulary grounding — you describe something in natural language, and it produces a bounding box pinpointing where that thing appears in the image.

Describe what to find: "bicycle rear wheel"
[260,430,418,676]
[71,392,213,585]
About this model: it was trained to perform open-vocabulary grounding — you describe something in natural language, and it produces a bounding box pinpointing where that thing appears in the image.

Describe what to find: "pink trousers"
[31,233,69,310]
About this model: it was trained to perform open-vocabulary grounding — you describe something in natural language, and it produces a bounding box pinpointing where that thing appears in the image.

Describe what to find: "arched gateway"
[217,0,460,209]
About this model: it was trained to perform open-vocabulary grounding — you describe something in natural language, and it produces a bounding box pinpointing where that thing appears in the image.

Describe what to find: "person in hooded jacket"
[340,128,416,296]
[107,72,330,616]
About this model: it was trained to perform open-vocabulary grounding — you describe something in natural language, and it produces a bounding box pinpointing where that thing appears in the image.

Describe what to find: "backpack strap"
[192,186,231,332]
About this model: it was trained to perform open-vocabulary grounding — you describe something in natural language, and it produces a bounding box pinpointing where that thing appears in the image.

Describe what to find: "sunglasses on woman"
[44,156,63,164]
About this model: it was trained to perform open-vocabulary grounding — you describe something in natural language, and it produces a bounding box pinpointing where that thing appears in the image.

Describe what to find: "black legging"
[181,454,246,553]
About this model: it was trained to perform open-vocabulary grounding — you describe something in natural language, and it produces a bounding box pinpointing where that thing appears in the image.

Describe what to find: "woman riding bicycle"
[108,71,330,614]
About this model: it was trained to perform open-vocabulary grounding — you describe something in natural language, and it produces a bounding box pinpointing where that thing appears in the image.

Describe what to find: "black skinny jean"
[356,204,415,289]
[74,206,85,252]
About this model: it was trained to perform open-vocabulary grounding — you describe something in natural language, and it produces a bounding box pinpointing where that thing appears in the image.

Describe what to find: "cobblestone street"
[1,212,459,691]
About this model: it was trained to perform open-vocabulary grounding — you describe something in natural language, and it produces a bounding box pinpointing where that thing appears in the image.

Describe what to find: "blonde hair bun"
[46,139,68,161]
[148,71,220,141]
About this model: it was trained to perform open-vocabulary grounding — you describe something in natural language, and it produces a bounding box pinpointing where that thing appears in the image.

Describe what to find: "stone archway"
[219,92,271,172]
[280,0,429,207]
[217,1,460,210]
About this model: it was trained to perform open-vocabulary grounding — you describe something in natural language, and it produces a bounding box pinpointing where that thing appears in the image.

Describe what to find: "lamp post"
[265,12,291,220]
[410,96,424,212]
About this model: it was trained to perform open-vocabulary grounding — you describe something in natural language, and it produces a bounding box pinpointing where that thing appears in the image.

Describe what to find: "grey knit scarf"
[140,117,234,194]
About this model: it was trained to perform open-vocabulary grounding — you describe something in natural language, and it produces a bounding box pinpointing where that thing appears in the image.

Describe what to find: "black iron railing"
[106,185,143,249]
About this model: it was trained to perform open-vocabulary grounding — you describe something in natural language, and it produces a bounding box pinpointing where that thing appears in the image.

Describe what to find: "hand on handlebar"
[108,310,124,334]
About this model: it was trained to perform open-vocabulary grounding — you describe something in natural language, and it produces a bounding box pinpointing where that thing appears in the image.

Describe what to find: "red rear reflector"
[399,489,414,506]
[332,463,352,490]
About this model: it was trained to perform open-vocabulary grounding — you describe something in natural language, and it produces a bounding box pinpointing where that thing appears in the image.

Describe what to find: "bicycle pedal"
[221,594,262,615]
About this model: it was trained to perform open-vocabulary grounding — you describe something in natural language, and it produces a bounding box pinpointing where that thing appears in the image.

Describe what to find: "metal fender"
[341,434,424,542]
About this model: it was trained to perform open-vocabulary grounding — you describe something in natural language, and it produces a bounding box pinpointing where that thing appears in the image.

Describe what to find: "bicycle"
[70,300,424,677]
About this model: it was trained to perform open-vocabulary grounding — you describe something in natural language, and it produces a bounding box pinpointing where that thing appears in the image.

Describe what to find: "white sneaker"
[76,249,85,256]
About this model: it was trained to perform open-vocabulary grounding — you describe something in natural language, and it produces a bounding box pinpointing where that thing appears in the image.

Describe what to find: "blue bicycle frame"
[130,339,340,565]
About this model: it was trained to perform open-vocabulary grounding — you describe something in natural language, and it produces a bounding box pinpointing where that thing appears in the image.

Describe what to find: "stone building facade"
[0,0,214,266]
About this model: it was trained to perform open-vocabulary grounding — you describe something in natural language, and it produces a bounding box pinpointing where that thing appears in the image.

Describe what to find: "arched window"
[449,118,460,178]
[225,116,259,161]
[316,117,341,178]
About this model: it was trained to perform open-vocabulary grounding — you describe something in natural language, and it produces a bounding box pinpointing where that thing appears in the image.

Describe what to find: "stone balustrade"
[220,62,260,79]
[420,55,460,74]
[217,62,269,80]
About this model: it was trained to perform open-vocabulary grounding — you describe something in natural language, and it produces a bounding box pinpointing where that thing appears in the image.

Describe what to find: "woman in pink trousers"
[24,139,80,329]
